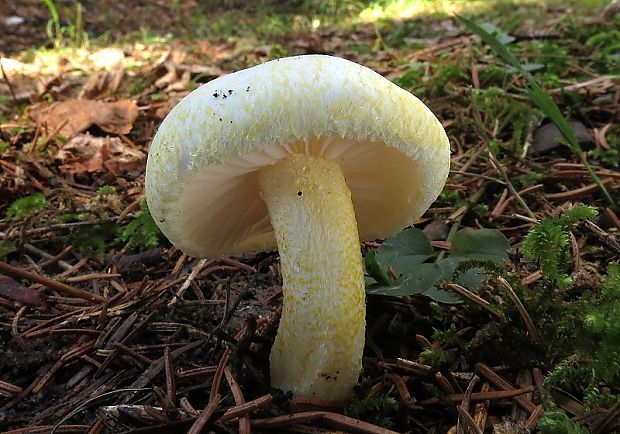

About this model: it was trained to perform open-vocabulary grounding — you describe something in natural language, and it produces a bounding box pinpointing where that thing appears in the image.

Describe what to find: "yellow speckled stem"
[258,154,365,400]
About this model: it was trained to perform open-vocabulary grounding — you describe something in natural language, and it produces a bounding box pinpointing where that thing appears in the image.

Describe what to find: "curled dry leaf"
[28,99,138,138]
[79,69,126,99]
[0,275,43,306]
[56,134,145,175]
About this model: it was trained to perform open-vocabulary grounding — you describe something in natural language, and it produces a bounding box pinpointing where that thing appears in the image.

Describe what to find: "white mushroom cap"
[146,55,450,258]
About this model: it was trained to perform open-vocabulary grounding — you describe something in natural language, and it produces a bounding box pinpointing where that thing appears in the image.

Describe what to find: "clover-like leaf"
[376,227,433,271]
[450,228,509,262]
[367,264,460,303]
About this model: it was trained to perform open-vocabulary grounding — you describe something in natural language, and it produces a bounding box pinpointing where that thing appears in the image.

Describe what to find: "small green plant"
[42,0,62,49]
[97,185,117,196]
[538,407,589,434]
[522,205,597,287]
[419,324,461,367]
[583,263,620,390]
[117,198,162,251]
[587,147,619,168]
[365,227,509,303]
[4,193,47,219]
[458,15,617,208]
[538,264,620,432]
[69,223,117,261]
[473,86,539,153]
[345,395,397,427]
[42,0,89,49]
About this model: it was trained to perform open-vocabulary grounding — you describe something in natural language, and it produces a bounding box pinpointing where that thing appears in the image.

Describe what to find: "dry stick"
[457,406,484,434]
[419,387,534,406]
[590,402,620,434]
[447,283,503,319]
[396,358,432,374]
[472,383,490,431]
[387,373,416,408]
[0,60,18,105]
[0,232,73,271]
[221,257,257,273]
[475,363,536,412]
[36,118,69,152]
[3,217,123,239]
[0,260,105,302]
[251,411,400,434]
[39,245,73,270]
[497,277,542,343]
[251,412,326,428]
[546,178,616,201]
[457,374,478,434]
[224,366,250,434]
[187,394,221,434]
[0,379,23,396]
[525,404,545,431]
[163,346,176,406]
[218,394,273,423]
[470,91,536,220]
[65,273,121,283]
[321,412,401,434]
[113,342,152,366]
[436,372,457,395]
[169,258,209,307]
[579,219,620,255]
[3,426,89,434]
[180,397,200,417]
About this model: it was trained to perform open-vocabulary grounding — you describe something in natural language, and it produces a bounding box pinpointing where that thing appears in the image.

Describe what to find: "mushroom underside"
[179,136,422,257]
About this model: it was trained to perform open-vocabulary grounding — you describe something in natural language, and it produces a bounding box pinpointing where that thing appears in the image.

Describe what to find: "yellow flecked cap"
[145,55,450,258]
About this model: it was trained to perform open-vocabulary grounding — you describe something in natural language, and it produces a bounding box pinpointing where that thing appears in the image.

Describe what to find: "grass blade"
[457,14,617,208]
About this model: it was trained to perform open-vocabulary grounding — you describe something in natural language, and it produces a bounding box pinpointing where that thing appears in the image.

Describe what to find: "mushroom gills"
[258,153,365,400]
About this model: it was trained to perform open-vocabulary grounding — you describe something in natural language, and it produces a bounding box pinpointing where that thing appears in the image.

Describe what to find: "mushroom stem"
[258,153,365,400]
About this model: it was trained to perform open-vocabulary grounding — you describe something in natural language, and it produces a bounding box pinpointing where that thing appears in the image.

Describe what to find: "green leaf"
[364,228,507,303]
[440,229,509,289]
[457,15,522,69]
[450,228,510,262]
[367,263,460,303]
[440,257,485,288]
[479,22,515,45]
[377,227,433,270]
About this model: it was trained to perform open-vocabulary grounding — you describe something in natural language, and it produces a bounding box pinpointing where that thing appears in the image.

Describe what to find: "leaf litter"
[1,1,620,433]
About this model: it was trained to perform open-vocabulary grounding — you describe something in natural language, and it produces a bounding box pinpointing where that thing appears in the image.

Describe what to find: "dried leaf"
[0,275,43,306]
[79,69,126,99]
[29,99,138,138]
[56,134,145,174]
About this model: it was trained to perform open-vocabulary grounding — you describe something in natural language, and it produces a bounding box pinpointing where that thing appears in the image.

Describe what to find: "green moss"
[345,395,397,428]
[472,86,539,153]
[522,205,597,287]
[117,198,162,251]
[538,408,589,434]
[97,185,117,196]
[5,193,47,219]
[69,223,118,262]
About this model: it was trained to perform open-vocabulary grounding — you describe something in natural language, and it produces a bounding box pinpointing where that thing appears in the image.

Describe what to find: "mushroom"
[145,55,450,400]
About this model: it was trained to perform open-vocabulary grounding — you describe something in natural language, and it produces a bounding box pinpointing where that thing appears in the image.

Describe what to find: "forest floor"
[1,1,619,433]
